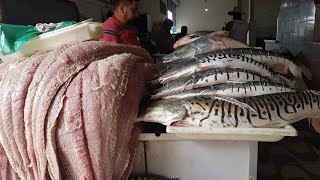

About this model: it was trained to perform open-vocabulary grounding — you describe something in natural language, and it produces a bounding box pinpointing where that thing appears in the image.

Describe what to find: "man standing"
[224,7,249,44]
[100,0,140,46]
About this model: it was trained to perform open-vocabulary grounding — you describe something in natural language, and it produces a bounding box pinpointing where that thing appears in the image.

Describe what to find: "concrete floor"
[258,121,320,180]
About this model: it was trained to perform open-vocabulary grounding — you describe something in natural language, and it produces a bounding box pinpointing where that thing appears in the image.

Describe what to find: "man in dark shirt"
[100,0,140,46]
[175,26,188,42]
[154,18,175,54]
[224,7,249,44]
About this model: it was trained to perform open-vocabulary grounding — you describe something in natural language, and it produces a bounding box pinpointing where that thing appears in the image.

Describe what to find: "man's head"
[114,0,140,23]
[181,26,188,35]
[228,7,243,20]
[163,18,174,32]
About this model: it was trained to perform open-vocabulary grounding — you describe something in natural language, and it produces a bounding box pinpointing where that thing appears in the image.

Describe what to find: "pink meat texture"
[0,41,154,180]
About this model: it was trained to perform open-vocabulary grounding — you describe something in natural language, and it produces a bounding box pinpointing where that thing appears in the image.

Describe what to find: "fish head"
[162,45,198,63]
[137,100,187,126]
[193,37,215,54]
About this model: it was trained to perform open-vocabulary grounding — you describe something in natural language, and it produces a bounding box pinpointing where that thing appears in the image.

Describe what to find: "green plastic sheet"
[0,21,76,56]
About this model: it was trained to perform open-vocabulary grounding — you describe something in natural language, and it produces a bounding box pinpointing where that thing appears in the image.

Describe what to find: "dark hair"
[163,18,174,27]
[181,26,188,34]
[114,0,140,8]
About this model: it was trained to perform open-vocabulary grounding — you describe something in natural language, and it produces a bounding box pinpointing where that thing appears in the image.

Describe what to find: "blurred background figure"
[175,25,188,42]
[223,7,249,44]
[153,18,175,54]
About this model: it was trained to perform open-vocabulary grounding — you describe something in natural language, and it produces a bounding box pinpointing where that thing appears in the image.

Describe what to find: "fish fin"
[209,95,257,113]
[272,64,288,75]
[294,79,309,90]
[279,76,305,90]
[226,81,245,84]
[181,79,194,91]
[299,64,312,80]
[308,118,312,127]
[149,79,162,86]
[149,68,172,85]
[150,94,160,100]
[209,41,226,51]
[311,118,320,134]
[308,90,320,95]
[212,30,230,37]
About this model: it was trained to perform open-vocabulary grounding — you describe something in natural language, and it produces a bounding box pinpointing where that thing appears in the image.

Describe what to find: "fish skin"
[151,68,270,99]
[138,91,320,129]
[194,48,312,80]
[154,54,295,88]
[165,37,212,62]
[163,35,249,62]
[158,82,296,100]
[173,31,224,49]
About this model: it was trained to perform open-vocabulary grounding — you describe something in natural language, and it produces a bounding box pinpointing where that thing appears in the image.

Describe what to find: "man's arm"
[100,30,121,43]
[225,21,233,32]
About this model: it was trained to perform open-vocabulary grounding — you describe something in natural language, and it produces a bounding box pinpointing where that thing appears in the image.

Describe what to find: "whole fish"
[153,54,294,88]
[173,31,225,49]
[192,48,312,80]
[151,68,270,99]
[163,34,249,62]
[138,90,320,130]
[155,82,296,100]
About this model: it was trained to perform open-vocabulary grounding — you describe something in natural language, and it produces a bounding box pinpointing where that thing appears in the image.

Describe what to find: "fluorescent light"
[205,0,208,12]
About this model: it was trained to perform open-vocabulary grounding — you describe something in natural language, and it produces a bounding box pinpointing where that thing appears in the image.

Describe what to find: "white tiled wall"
[301,43,320,90]
[277,0,316,55]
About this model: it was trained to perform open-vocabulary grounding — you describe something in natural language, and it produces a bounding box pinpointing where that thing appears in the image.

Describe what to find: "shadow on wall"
[4,0,79,25]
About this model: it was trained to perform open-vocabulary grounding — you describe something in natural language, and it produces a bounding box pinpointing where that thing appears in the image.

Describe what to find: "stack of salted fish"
[137,32,320,132]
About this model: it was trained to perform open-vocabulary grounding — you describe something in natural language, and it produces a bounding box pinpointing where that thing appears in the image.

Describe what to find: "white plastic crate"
[0,20,103,63]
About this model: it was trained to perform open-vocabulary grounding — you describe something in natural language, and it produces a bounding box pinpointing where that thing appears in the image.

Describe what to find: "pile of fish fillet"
[0,41,155,180]
[138,32,320,132]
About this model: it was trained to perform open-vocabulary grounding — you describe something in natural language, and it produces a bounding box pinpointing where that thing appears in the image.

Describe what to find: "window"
[167,0,176,33]
[167,10,173,20]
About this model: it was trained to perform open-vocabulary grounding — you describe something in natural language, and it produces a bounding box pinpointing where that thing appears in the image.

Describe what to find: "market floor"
[258,121,320,180]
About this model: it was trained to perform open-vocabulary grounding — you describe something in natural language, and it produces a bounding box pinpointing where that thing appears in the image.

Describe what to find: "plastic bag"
[0,21,76,56]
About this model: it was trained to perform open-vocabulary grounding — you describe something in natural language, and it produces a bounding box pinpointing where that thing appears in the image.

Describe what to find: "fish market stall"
[134,32,319,180]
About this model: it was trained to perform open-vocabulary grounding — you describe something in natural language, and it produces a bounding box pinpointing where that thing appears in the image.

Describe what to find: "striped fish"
[151,68,270,99]
[138,91,320,129]
[162,35,249,62]
[153,54,295,88]
[193,48,312,80]
[154,82,296,100]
